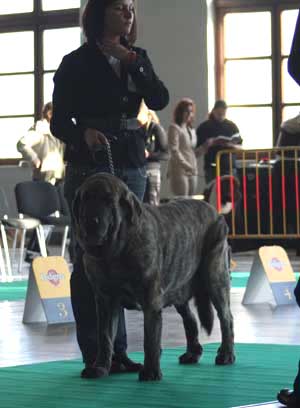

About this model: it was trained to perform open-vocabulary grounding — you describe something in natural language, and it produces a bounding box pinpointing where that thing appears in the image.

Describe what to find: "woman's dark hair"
[42,102,53,120]
[173,98,196,126]
[213,100,227,110]
[82,0,137,45]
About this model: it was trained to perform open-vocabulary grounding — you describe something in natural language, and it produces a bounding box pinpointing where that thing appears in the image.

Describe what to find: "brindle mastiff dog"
[73,173,235,381]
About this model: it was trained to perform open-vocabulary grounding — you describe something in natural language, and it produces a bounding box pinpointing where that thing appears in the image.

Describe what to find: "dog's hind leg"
[175,303,203,364]
[198,216,235,365]
[209,272,235,365]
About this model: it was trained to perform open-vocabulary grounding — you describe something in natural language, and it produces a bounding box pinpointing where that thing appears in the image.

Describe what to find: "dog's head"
[73,173,142,250]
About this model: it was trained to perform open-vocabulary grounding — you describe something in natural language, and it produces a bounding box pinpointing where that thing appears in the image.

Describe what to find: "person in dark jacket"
[277,10,300,408]
[138,101,168,205]
[50,0,169,379]
[196,100,242,184]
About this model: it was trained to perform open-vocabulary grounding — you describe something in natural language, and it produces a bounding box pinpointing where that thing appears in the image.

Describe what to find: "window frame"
[215,0,300,146]
[0,0,79,161]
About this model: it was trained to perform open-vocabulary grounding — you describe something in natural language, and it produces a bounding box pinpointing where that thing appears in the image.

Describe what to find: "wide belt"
[80,117,142,131]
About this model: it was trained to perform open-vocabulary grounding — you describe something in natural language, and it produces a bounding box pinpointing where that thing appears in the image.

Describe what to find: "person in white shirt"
[17,102,65,185]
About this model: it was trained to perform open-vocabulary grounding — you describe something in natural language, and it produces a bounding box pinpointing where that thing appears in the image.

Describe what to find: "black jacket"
[50,42,169,167]
[196,116,240,169]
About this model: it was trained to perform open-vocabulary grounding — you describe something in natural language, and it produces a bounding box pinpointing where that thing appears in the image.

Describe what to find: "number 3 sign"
[23,256,74,324]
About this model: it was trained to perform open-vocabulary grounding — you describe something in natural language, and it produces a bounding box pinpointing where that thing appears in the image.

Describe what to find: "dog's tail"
[194,215,229,335]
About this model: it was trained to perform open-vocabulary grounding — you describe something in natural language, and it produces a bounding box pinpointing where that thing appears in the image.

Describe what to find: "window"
[216,1,300,148]
[281,9,300,119]
[42,0,80,11]
[0,1,34,15]
[43,27,81,104]
[0,1,79,159]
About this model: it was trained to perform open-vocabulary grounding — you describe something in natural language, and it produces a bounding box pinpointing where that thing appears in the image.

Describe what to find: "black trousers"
[64,163,147,365]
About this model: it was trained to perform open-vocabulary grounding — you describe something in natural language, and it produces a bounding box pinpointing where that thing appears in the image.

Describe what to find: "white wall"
[80,0,214,196]
[137,0,211,195]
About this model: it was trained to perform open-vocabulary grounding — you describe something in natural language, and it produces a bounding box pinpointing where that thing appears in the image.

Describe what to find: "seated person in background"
[196,100,242,184]
[138,101,169,205]
[17,102,65,185]
[277,112,300,154]
[167,98,198,197]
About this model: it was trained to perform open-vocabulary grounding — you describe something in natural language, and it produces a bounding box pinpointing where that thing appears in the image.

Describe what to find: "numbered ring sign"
[23,256,74,324]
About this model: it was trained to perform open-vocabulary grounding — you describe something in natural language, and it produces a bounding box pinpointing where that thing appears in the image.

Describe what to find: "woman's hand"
[99,41,130,62]
[84,128,108,150]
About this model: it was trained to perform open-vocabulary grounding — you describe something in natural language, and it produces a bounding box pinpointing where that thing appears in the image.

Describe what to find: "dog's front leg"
[96,293,120,371]
[139,306,163,381]
[83,292,120,379]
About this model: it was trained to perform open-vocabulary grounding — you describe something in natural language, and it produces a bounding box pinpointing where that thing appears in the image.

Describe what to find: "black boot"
[277,389,300,407]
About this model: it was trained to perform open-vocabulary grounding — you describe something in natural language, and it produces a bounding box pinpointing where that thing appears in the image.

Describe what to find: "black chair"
[0,187,41,279]
[15,181,71,269]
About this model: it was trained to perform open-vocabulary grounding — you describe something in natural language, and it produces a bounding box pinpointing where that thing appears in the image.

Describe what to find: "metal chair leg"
[11,229,18,266]
[18,229,26,275]
[17,229,26,275]
[61,226,69,257]
[0,224,12,280]
[36,225,47,258]
[0,240,6,282]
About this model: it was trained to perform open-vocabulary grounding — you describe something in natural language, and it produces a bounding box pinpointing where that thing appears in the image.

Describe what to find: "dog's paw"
[179,351,202,365]
[215,351,236,365]
[81,366,109,379]
[139,368,163,381]
[179,344,203,364]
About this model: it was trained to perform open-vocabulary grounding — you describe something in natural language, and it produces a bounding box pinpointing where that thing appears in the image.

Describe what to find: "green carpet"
[0,273,299,301]
[0,280,27,301]
[1,343,299,408]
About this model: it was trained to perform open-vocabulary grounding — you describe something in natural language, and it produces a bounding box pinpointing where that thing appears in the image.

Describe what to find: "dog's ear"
[121,190,142,225]
[72,189,81,226]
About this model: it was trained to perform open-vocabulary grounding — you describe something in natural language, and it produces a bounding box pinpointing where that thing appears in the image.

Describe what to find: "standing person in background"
[50,0,169,379]
[277,10,300,408]
[167,98,198,197]
[17,102,65,185]
[138,101,168,205]
[196,100,242,185]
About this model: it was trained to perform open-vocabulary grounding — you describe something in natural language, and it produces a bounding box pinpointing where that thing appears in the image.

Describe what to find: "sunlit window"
[281,9,299,56]
[0,32,34,73]
[43,27,81,105]
[221,7,300,148]
[43,27,81,71]
[282,58,300,104]
[227,107,273,150]
[281,10,299,126]
[225,60,272,105]
[0,75,34,116]
[42,0,80,11]
[224,12,271,58]
[0,1,33,15]
[43,72,55,105]
[0,118,34,158]
[0,2,79,158]
[282,106,300,122]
